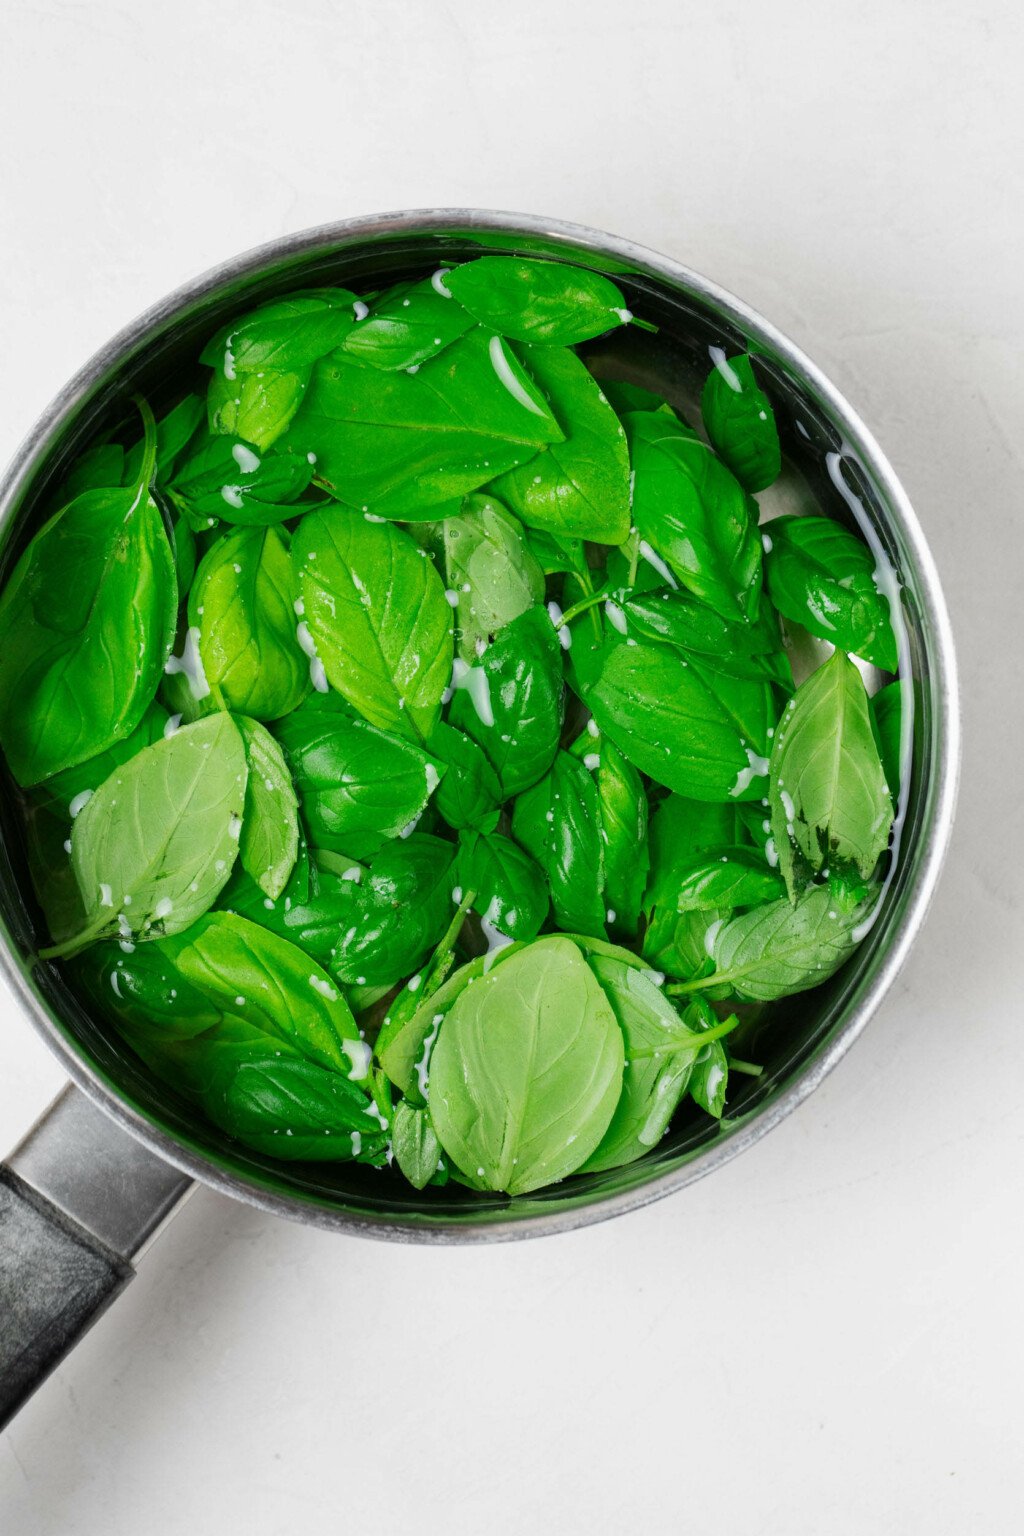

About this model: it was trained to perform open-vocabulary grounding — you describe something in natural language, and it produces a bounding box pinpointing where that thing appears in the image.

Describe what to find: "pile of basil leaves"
[0,257,904,1197]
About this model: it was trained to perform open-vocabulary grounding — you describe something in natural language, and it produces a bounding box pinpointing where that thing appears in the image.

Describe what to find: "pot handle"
[0,1083,192,1428]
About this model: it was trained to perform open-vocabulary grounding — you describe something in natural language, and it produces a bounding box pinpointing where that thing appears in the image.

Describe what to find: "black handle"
[0,1084,192,1428]
[0,1168,132,1429]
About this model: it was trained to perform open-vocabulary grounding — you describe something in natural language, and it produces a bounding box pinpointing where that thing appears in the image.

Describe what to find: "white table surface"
[1,3,1021,1531]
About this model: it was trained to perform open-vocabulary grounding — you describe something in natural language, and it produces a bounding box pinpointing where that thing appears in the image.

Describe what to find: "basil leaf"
[444,258,631,345]
[448,606,563,797]
[202,293,357,374]
[424,494,545,657]
[123,395,207,486]
[221,844,358,966]
[426,721,502,832]
[695,880,870,1001]
[640,796,748,978]
[572,631,774,801]
[765,515,898,672]
[329,834,455,987]
[391,1100,444,1189]
[600,379,672,416]
[207,366,311,452]
[623,587,792,687]
[171,437,313,524]
[511,751,606,937]
[0,419,176,786]
[522,526,588,577]
[44,714,248,957]
[429,936,624,1194]
[236,717,299,900]
[191,525,310,720]
[42,701,169,813]
[674,848,786,912]
[869,679,904,801]
[293,510,453,744]
[343,276,475,370]
[209,1057,386,1161]
[579,960,724,1173]
[455,830,549,942]
[286,328,562,515]
[700,352,781,493]
[769,650,893,896]
[572,729,649,937]
[25,800,86,945]
[641,902,727,981]
[689,1037,729,1118]
[490,345,631,544]
[64,443,125,497]
[626,409,762,622]
[274,705,443,858]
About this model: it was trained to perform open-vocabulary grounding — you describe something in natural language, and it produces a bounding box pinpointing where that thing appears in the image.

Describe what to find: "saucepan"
[0,210,959,1427]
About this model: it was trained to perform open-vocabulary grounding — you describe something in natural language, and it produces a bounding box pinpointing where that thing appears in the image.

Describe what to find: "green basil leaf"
[578,960,716,1173]
[765,515,898,672]
[274,705,443,858]
[448,606,563,797]
[490,345,631,544]
[429,936,624,1194]
[236,717,299,900]
[0,424,176,786]
[626,409,762,622]
[571,631,773,801]
[343,276,475,370]
[425,721,502,832]
[674,848,786,912]
[391,1100,444,1189]
[44,714,248,957]
[171,437,313,523]
[220,844,358,966]
[769,650,893,896]
[698,880,870,1001]
[293,510,453,744]
[25,800,87,945]
[191,525,310,720]
[285,328,563,515]
[123,395,207,485]
[207,366,311,452]
[444,258,631,345]
[599,379,672,416]
[63,443,125,498]
[455,830,549,942]
[689,1038,729,1118]
[641,902,728,981]
[202,292,357,374]
[41,701,169,813]
[869,679,904,801]
[623,587,792,687]
[571,728,649,937]
[511,751,606,937]
[522,526,588,577]
[208,1056,385,1161]
[424,494,545,657]
[329,834,456,987]
[701,353,781,493]
[640,796,748,978]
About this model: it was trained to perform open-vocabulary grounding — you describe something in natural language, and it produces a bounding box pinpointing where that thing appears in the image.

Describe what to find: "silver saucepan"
[0,211,959,1426]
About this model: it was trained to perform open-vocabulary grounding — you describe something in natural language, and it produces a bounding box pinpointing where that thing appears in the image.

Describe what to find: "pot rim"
[0,208,960,1243]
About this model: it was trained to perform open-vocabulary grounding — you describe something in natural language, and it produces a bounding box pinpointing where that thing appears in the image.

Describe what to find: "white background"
[1,2,1021,1532]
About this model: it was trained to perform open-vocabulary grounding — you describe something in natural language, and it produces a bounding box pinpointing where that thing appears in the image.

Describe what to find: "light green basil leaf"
[490,345,631,544]
[44,714,248,957]
[0,418,176,786]
[236,717,299,900]
[456,830,549,942]
[765,515,898,673]
[869,679,904,802]
[424,494,545,657]
[626,409,762,622]
[429,936,624,1194]
[293,510,453,744]
[191,525,310,720]
[697,880,870,1002]
[171,436,313,524]
[448,606,563,797]
[444,258,631,345]
[274,705,443,858]
[701,352,781,493]
[285,328,563,515]
[674,848,786,912]
[207,366,311,452]
[769,650,893,896]
[572,728,649,937]
[571,631,773,802]
[579,960,717,1173]
[511,751,606,937]
[689,1039,729,1118]
[202,293,357,374]
[343,276,475,370]
[391,1100,444,1189]
[42,701,169,813]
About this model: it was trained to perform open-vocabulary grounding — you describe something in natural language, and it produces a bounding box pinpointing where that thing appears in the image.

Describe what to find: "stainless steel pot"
[0,210,959,1425]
